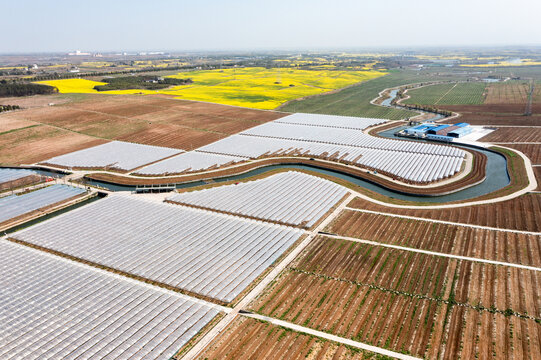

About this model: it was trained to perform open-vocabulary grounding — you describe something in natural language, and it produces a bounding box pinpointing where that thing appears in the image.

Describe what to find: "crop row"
[293,237,541,317]
[327,210,541,266]
[198,317,383,360]
[251,270,443,358]
[347,193,541,233]
[485,81,530,104]
[481,127,541,143]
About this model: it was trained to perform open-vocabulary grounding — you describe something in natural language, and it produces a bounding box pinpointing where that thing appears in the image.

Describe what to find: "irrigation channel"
[82,139,509,203]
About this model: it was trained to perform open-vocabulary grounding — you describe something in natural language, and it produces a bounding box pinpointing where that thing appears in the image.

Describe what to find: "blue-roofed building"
[448,126,473,138]
[427,124,450,134]
[453,122,469,128]
[404,124,431,136]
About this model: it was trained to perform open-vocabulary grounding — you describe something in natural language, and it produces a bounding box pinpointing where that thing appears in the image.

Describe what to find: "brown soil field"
[485,82,530,104]
[251,236,541,358]
[442,112,541,126]
[1,95,287,153]
[0,113,39,133]
[116,123,225,149]
[198,317,381,360]
[0,125,108,165]
[499,144,541,164]
[251,270,442,358]
[0,94,71,108]
[5,105,150,139]
[481,127,541,143]
[348,193,541,232]
[327,210,541,267]
[438,104,541,126]
[440,307,540,360]
[536,167,541,190]
[293,237,541,317]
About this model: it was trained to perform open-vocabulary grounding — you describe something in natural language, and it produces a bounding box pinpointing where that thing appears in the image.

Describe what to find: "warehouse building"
[403,122,472,139]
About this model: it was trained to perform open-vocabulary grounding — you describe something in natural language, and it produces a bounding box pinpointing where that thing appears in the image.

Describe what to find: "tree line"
[0,81,56,97]
[0,104,21,112]
[94,76,192,91]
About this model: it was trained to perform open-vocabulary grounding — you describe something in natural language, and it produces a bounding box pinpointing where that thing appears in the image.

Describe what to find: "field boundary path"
[180,193,356,360]
[242,312,422,360]
[320,233,541,272]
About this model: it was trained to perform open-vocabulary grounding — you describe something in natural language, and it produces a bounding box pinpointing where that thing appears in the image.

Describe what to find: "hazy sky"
[3,0,541,53]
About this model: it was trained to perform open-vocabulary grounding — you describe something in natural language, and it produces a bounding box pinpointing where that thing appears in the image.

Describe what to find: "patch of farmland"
[402,83,456,105]
[251,236,541,358]
[439,307,540,359]
[440,108,541,126]
[404,82,487,105]
[480,127,541,143]
[42,141,182,171]
[0,113,39,133]
[292,236,541,318]
[132,109,270,134]
[15,105,150,139]
[12,195,303,303]
[167,171,348,228]
[0,184,86,225]
[198,316,384,360]
[348,194,541,232]
[274,112,387,130]
[279,71,424,120]
[251,270,442,358]
[0,94,71,108]
[0,240,221,360]
[134,151,247,175]
[115,123,226,150]
[0,124,108,165]
[485,81,530,104]
[327,210,541,267]
[499,144,541,164]
[199,134,464,183]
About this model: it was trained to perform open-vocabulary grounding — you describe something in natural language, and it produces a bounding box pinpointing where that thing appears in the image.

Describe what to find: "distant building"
[68,50,90,56]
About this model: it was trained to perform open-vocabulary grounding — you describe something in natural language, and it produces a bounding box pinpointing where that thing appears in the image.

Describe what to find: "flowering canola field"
[36,67,386,109]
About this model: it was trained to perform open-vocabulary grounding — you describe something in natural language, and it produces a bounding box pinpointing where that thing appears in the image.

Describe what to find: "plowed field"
[327,210,541,266]
[1,95,287,159]
[499,144,541,164]
[348,194,541,232]
[251,236,541,359]
[0,125,108,165]
[198,317,383,360]
[481,127,541,143]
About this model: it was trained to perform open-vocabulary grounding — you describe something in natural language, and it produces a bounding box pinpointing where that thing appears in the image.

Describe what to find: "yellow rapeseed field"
[35,67,386,109]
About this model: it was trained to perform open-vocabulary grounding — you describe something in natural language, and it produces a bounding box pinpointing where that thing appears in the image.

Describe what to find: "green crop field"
[403,82,487,105]
[279,71,459,120]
